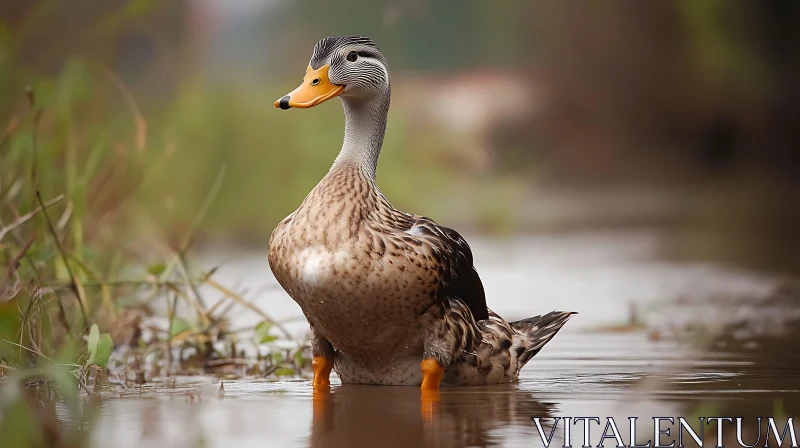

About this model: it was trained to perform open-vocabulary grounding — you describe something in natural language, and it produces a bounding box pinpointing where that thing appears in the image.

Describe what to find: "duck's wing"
[399,215,490,322]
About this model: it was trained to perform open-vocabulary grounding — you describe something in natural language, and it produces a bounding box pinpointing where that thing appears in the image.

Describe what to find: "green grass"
[0,61,317,446]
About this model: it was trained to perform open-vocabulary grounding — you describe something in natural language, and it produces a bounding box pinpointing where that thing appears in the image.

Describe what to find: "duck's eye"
[346,51,358,62]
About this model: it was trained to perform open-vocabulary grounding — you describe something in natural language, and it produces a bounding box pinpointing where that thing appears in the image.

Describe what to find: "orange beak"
[274,64,345,109]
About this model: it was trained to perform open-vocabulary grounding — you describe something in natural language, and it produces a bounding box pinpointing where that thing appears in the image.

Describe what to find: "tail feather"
[443,304,575,386]
[510,311,576,367]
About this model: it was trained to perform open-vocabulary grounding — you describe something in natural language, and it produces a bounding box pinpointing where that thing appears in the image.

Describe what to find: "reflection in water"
[308,385,555,448]
[85,330,800,447]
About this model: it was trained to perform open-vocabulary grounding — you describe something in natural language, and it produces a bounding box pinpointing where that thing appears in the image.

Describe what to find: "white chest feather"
[295,246,351,288]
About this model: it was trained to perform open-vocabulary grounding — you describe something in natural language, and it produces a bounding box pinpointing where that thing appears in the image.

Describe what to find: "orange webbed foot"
[420,358,444,422]
[311,356,334,427]
[420,358,444,391]
[312,356,334,388]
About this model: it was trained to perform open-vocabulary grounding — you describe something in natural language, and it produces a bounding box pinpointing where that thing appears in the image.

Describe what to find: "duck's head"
[274,35,389,110]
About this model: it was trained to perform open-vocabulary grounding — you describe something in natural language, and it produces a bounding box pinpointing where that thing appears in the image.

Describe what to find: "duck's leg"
[420,309,452,422]
[311,325,334,387]
[419,300,481,421]
[312,357,334,386]
[420,358,445,390]
[310,325,334,423]
[420,358,444,421]
[420,299,483,391]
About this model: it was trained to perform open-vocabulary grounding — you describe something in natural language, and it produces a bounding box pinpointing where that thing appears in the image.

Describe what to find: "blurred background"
[2,2,800,446]
[2,0,799,273]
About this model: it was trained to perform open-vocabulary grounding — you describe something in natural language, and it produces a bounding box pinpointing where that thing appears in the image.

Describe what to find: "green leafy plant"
[255,321,278,344]
[85,323,113,369]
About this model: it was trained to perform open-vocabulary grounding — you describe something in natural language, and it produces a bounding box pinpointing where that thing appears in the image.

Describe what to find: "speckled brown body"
[268,162,574,386]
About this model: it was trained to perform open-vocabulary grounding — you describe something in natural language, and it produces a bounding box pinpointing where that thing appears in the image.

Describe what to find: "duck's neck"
[333,90,390,180]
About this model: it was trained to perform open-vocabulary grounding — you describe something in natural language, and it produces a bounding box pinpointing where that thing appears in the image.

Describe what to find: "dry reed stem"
[0,194,64,241]
[35,190,89,327]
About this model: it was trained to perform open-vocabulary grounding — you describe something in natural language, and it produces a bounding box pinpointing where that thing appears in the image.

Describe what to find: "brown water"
[89,231,799,447]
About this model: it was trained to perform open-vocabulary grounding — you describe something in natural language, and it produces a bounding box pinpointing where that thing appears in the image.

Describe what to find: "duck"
[268,35,574,392]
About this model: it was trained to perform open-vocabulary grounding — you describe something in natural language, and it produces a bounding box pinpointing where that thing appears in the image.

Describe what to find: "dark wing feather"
[437,225,489,321]
[406,217,489,321]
